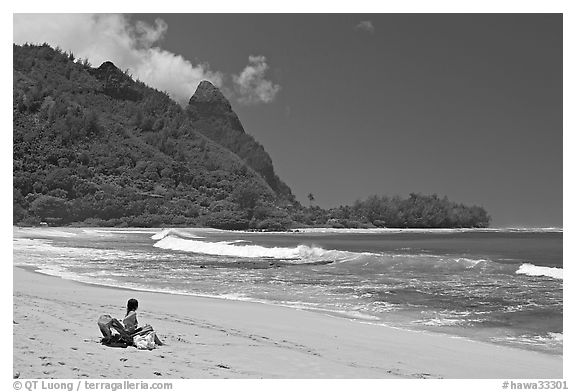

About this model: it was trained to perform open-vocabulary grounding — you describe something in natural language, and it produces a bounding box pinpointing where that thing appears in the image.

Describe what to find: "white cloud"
[13,14,224,105]
[355,20,375,34]
[232,55,281,105]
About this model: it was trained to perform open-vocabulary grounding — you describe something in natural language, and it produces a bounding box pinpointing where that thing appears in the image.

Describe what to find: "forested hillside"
[13,43,294,229]
[13,43,490,229]
[187,81,294,199]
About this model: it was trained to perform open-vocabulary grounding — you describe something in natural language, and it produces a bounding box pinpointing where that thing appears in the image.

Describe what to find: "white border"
[3,2,572,391]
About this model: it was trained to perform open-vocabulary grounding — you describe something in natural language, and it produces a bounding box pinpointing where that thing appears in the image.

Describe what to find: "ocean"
[13,227,563,354]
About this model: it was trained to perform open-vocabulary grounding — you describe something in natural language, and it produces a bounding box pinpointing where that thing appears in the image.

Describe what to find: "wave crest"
[515,263,563,280]
[151,228,204,241]
[153,235,362,263]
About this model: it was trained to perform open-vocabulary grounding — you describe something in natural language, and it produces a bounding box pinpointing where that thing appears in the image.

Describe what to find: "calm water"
[13,227,563,354]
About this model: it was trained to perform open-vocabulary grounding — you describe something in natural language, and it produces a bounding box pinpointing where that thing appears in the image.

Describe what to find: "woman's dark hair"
[126,298,139,316]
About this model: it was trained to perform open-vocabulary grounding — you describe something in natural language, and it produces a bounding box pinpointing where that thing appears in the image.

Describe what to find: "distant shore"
[14,224,563,233]
[13,266,562,379]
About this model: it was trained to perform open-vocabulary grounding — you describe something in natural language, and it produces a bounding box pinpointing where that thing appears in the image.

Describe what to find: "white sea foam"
[151,228,204,240]
[90,229,156,235]
[413,318,465,327]
[275,301,382,321]
[153,235,363,262]
[373,253,491,271]
[453,258,489,268]
[548,332,564,342]
[153,234,497,269]
[515,263,563,280]
[13,228,78,237]
[151,228,175,240]
[491,332,564,348]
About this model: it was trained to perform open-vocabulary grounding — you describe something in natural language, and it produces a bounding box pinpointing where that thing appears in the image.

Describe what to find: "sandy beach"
[13,266,562,379]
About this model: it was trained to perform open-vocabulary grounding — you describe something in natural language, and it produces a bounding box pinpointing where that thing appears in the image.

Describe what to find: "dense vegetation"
[13,43,292,229]
[187,81,294,199]
[302,193,490,229]
[13,43,491,230]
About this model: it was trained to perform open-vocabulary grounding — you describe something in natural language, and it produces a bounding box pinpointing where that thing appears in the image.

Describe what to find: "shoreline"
[13,266,562,379]
[14,225,564,234]
[18,264,563,356]
[14,226,564,359]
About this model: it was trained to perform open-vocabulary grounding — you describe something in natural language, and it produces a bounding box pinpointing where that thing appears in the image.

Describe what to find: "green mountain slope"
[187,81,294,200]
[13,43,294,229]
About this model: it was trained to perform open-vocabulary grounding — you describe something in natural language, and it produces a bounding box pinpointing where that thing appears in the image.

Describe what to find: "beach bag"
[133,332,157,350]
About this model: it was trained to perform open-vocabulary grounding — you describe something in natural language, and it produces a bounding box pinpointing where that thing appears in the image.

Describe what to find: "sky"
[13,14,563,227]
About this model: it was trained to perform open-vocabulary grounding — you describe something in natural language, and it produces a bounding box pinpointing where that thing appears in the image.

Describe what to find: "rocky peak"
[98,61,120,72]
[89,61,142,102]
[188,81,232,112]
[91,61,127,81]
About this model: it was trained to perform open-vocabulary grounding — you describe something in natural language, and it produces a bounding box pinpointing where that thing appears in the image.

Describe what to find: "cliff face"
[12,43,294,229]
[187,81,295,202]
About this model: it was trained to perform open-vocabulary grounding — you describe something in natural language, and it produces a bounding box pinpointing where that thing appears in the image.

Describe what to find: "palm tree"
[307,192,315,207]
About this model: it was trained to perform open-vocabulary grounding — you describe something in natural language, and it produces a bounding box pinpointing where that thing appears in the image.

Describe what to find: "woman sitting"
[98,298,163,347]
[123,298,163,346]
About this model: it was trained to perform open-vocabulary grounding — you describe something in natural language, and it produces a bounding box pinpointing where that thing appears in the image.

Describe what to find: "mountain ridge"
[13,43,295,229]
[12,43,491,229]
[186,80,294,200]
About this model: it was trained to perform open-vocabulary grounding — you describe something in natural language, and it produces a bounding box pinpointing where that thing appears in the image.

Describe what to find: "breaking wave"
[515,263,563,280]
[151,228,204,241]
[150,230,562,279]
[152,235,365,263]
[151,232,492,270]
